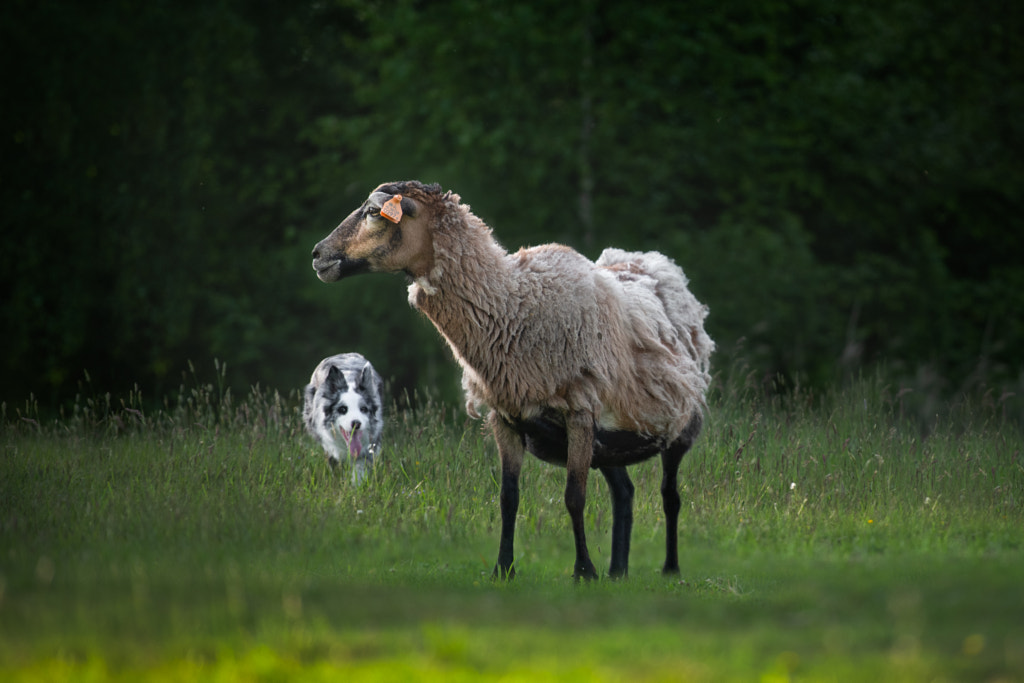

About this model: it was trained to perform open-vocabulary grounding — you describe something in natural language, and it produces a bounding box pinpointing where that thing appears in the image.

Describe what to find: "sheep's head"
[311,181,441,283]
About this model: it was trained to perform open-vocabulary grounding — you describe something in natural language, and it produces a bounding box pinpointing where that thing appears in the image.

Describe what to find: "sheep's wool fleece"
[409,197,714,440]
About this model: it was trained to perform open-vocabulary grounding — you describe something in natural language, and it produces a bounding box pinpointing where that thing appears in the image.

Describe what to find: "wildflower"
[790,482,796,491]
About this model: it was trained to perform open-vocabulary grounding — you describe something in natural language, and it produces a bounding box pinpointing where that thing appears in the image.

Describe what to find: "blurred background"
[2,0,1021,417]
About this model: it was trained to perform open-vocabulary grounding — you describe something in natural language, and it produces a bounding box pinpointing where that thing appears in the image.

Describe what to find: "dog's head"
[321,364,379,457]
[305,361,382,461]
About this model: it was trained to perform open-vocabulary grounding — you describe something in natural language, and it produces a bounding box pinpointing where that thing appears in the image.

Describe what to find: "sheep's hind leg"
[599,466,634,578]
[660,441,685,575]
[660,413,701,575]
[566,413,599,581]
[491,415,523,580]
[661,413,703,575]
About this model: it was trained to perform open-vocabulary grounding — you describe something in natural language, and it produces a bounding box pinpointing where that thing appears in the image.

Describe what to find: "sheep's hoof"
[492,564,516,581]
[573,564,600,582]
[661,565,681,576]
[608,568,629,580]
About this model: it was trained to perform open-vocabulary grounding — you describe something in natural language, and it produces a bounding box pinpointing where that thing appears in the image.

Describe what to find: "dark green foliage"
[2,0,1022,414]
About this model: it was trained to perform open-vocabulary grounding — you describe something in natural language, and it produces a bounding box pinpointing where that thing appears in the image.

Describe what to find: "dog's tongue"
[347,430,363,459]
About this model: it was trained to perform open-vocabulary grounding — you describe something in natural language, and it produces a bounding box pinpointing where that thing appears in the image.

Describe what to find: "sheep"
[311,180,714,580]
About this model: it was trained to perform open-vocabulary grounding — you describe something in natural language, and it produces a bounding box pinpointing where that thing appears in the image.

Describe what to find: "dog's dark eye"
[339,405,348,415]
[360,403,368,414]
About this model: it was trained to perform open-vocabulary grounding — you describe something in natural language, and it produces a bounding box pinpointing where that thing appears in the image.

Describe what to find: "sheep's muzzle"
[311,253,370,282]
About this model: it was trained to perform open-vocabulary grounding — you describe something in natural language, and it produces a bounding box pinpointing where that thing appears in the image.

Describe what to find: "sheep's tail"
[596,248,715,390]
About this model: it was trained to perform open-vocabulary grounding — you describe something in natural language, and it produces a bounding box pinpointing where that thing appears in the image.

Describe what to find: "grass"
[1,369,1023,681]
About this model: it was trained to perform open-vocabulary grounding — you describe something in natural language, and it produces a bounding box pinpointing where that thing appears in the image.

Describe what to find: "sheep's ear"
[367,190,417,222]
[399,195,417,218]
[367,192,391,210]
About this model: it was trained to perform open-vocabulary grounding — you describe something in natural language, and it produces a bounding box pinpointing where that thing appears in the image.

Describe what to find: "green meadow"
[2,372,1022,682]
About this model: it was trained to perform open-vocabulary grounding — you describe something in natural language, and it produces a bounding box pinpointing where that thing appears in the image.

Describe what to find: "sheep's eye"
[338,405,348,415]
[367,214,392,231]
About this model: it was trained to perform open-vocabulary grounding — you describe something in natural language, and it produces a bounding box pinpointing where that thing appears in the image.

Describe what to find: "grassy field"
[1,370,1023,681]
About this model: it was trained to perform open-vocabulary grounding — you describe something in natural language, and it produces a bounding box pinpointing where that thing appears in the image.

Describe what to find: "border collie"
[303,353,384,483]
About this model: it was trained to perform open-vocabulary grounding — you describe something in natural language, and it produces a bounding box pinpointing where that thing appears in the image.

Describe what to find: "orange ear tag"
[380,194,403,223]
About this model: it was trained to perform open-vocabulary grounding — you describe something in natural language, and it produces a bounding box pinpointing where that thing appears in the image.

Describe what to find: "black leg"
[599,466,634,578]
[660,442,684,575]
[491,414,523,580]
[661,413,701,575]
[494,466,519,579]
[565,469,598,580]
[565,413,598,581]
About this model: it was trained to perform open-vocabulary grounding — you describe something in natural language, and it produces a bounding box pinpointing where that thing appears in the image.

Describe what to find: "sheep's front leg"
[599,466,634,578]
[565,412,598,581]
[491,414,523,580]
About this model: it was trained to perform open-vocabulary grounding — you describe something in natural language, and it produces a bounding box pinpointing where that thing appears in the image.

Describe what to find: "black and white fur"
[303,353,384,483]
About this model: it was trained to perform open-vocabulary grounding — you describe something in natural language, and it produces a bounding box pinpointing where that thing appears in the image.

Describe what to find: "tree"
[2,0,1021,412]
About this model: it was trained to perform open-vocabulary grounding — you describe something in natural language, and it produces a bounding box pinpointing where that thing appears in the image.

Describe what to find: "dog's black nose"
[351,420,361,431]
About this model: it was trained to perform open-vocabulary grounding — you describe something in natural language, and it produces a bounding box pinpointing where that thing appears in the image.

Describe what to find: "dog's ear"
[325,365,348,394]
[356,363,377,396]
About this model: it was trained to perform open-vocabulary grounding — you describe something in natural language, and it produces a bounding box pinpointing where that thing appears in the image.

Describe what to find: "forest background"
[2,0,1022,419]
